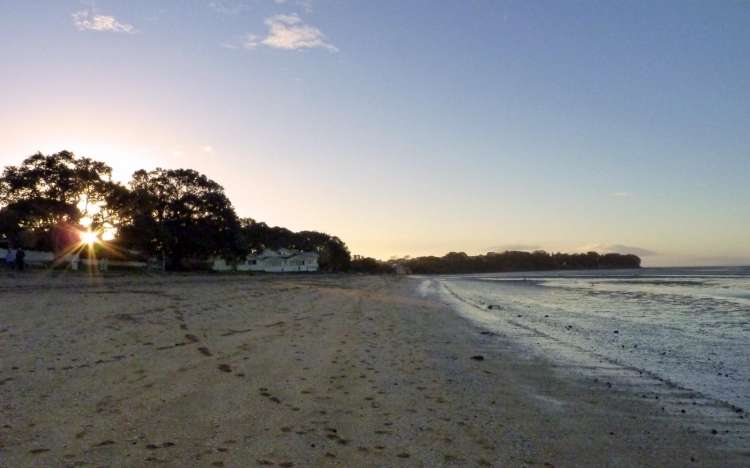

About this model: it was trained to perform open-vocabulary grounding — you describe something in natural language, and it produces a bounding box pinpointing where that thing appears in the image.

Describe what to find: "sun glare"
[81,231,99,245]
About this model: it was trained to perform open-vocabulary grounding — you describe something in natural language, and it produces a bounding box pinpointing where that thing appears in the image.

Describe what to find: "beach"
[0,273,746,467]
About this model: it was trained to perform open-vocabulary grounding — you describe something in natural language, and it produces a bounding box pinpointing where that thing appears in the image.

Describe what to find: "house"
[213,248,319,273]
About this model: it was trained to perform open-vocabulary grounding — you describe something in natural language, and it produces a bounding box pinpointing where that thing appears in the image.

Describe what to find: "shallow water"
[421,267,750,413]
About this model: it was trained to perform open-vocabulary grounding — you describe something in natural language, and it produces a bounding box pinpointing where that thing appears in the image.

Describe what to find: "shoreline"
[0,273,746,466]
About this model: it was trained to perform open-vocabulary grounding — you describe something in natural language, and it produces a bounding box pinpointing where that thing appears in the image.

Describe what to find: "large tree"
[0,151,122,250]
[124,168,242,269]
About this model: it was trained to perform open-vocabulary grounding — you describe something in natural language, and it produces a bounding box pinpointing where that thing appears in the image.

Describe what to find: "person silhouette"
[15,248,25,271]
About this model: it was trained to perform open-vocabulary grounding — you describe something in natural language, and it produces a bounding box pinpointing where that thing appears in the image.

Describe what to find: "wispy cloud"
[72,9,137,34]
[262,14,337,51]
[486,243,541,253]
[611,191,633,198]
[209,0,253,15]
[296,0,313,13]
[209,0,303,14]
[225,13,336,52]
[576,243,657,257]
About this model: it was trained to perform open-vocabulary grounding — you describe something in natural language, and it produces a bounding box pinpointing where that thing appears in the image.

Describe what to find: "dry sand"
[0,273,746,467]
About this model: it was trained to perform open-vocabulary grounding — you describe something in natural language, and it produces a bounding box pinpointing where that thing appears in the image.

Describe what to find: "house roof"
[249,249,319,260]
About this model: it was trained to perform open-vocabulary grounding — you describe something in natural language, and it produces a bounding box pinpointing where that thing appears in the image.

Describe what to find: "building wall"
[1,248,55,265]
[212,252,319,273]
[0,249,146,270]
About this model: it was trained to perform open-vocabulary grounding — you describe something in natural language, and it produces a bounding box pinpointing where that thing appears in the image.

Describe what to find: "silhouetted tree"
[318,236,351,272]
[125,168,242,269]
[350,255,393,274]
[0,151,122,251]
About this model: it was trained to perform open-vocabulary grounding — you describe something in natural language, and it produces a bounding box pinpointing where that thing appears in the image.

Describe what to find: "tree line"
[0,151,351,271]
[393,250,641,274]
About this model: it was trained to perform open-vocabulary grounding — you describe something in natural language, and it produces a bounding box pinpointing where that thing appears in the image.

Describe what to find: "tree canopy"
[0,151,122,250]
[118,168,243,269]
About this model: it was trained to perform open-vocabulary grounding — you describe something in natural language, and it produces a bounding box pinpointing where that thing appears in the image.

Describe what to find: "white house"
[213,248,319,273]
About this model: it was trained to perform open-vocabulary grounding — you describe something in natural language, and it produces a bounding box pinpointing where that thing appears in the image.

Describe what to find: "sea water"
[420,267,750,413]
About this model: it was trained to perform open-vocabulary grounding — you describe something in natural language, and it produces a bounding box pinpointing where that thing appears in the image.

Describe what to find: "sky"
[1,1,748,266]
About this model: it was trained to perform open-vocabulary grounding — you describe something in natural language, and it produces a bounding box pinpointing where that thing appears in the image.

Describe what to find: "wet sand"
[0,273,746,467]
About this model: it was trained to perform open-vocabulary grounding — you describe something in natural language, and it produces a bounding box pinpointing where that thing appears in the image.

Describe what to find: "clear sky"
[1,1,748,266]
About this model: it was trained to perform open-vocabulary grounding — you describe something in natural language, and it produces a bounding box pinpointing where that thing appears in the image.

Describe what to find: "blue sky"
[1,1,748,265]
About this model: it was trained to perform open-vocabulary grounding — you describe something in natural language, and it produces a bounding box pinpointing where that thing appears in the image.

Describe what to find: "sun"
[80,230,99,245]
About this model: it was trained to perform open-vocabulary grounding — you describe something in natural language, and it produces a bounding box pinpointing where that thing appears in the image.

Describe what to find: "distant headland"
[383,250,640,275]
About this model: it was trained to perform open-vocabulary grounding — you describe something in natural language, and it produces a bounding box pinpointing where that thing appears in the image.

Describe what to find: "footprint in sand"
[93,440,115,447]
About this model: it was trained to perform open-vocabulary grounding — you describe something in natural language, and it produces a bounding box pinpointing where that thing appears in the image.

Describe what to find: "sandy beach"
[0,273,746,467]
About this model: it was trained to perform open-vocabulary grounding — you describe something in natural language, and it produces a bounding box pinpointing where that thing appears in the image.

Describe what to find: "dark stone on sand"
[218,364,232,373]
[470,355,485,361]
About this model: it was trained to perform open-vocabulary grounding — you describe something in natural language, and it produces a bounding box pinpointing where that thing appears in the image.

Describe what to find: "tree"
[0,151,119,251]
[318,236,351,272]
[350,256,393,274]
[125,168,242,269]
